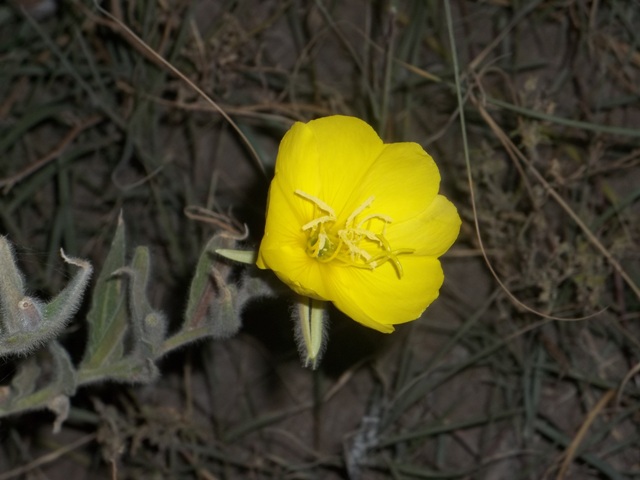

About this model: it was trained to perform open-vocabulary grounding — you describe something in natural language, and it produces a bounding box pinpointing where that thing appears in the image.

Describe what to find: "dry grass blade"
[0,434,96,480]
[446,0,608,322]
[0,116,101,193]
[80,0,267,176]
[555,389,616,480]
[474,99,640,303]
[616,362,640,407]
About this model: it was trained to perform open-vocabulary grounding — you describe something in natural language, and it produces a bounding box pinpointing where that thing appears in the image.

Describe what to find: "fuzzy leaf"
[141,312,166,352]
[186,237,240,337]
[0,236,27,336]
[207,268,242,338]
[235,273,278,307]
[0,341,76,419]
[50,340,77,397]
[98,357,159,384]
[43,342,75,432]
[184,236,221,330]
[158,233,245,355]
[81,215,128,370]
[9,357,40,401]
[42,251,93,333]
[129,246,153,326]
[124,246,167,356]
[184,233,237,330]
[48,395,70,434]
[0,240,92,356]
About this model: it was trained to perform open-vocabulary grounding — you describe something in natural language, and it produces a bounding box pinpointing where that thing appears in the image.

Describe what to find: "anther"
[295,189,411,277]
[302,215,335,231]
[346,196,375,228]
[295,190,336,217]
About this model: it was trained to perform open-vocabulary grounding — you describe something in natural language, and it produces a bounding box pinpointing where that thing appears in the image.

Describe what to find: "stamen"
[338,230,372,261]
[302,215,334,231]
[357,213,393,228]
[351,228,383,245]
[346,196,375,228]
[295,189,411,278]
[295,190,336,217]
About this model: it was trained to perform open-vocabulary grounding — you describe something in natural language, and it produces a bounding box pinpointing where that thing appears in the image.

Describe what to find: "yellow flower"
[257,115,461,333]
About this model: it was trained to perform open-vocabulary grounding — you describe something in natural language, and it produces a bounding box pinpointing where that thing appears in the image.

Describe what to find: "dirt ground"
[0,0,639,479]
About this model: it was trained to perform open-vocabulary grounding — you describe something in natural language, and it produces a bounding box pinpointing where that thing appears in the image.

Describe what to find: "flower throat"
[295,190,413,278]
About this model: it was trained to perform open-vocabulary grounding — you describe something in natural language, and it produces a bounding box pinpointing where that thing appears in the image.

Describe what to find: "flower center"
[295,190,414,278]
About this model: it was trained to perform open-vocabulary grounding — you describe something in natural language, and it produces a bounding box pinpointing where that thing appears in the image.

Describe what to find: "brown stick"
[0,115,101,194]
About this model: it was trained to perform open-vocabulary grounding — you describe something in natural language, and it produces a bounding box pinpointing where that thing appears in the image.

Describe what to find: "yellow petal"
[342,142,440,222]
[269,116,385,225]
[326,256,444,333]
[257,182,331,299]
[305,116,384,209]
[257,182,305,266]
[263,244,329,299]
[272,121,321,205]
[387,194,461,258]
